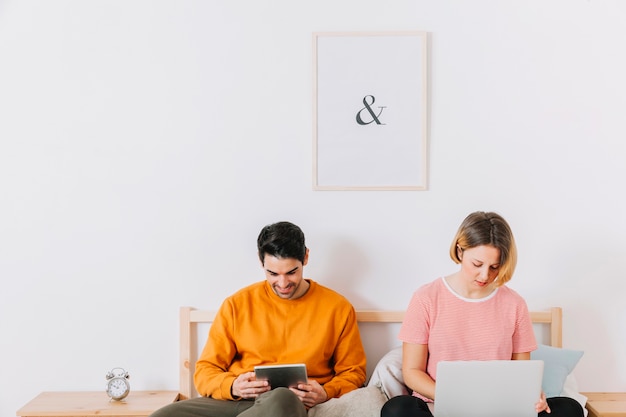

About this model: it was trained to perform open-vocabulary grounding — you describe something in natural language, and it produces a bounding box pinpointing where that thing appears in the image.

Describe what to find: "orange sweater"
[194,280,367,400]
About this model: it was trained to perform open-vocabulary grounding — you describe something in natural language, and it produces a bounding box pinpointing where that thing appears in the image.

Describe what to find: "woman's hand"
[512,353,550,413]
[536,391,551,414]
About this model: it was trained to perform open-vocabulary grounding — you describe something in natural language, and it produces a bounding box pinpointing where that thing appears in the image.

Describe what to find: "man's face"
[262,251,309,300]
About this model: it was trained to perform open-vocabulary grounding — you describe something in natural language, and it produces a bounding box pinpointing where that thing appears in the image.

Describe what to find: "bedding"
[308,385,387,417]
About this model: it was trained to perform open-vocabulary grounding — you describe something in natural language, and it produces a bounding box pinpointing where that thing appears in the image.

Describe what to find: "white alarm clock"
[105,367,130,401]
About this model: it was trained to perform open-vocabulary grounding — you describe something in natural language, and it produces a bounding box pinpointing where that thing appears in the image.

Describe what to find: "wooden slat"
[179,306,193,401]
[189,309,217,323]
[550,306,563,348]
[530,307,562,347]
[529,310,554,323]
[355,310,405,322]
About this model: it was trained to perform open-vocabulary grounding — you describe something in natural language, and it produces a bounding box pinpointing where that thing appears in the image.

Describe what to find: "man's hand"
[290,380,328,409]
[231,372,270,399]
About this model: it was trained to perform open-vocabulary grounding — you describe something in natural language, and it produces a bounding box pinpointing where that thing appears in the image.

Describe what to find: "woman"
[381,211,583,417]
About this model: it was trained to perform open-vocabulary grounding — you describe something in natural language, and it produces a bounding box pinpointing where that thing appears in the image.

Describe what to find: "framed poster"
[313,31,429,190]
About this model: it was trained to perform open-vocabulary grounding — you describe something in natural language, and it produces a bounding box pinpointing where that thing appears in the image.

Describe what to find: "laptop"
[434,360,544,417]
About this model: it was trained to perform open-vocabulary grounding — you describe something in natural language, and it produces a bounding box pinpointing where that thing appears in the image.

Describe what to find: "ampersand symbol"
[356,95,386,125]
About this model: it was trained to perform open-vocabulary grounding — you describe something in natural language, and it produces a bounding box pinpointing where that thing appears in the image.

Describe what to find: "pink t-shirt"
[399,277,537,397]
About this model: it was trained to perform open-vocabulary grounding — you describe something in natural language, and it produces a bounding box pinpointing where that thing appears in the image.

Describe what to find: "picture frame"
[312,31,429,191]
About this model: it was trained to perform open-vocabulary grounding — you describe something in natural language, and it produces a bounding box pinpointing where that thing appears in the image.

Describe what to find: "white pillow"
[308,385,387,417]
[367,346,409,399]
[561,373,588,417]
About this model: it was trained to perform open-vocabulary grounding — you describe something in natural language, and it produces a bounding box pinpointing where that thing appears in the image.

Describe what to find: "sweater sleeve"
[193,300,239,399]
[320,306,367,399]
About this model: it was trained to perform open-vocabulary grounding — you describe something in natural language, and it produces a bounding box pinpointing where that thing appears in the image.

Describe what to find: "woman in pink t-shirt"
[381,212,583,417]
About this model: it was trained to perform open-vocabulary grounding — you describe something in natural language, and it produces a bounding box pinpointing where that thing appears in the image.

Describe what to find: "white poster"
[313,31,429,190]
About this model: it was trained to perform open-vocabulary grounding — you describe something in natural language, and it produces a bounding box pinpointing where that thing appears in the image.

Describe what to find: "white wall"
[1,1,625,415]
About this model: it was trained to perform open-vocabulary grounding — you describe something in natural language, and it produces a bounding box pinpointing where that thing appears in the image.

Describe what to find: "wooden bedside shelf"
[582,392,626,417]
[16,390,180,417]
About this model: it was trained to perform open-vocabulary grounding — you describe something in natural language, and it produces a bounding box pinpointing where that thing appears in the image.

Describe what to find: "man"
[151,221,367,417]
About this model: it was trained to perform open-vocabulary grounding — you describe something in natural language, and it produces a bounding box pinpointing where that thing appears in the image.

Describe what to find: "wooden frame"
[312,31,429,191]
[178,306,562,400]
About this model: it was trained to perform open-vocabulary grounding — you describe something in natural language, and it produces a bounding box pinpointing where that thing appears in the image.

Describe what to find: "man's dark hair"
[257,221,307,264]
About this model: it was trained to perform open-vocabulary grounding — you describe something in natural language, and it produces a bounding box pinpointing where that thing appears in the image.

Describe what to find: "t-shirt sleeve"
[512,298,537,353]
[398,288,430,345]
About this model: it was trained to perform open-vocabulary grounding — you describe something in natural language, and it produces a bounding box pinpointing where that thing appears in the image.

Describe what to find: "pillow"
[308,385,387,417]
[530,344,584,398]
[367,346,409,399]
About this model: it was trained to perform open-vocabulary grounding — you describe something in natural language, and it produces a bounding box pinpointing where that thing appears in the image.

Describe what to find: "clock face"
[107,377,130,400]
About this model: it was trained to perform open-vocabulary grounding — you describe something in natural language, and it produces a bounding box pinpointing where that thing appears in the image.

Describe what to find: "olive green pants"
[149,388,308,417]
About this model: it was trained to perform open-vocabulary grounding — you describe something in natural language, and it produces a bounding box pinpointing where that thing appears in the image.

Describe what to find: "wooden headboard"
[178,306,563,400]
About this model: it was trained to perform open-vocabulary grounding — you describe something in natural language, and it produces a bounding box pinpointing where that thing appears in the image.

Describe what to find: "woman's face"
[458,244,501,288]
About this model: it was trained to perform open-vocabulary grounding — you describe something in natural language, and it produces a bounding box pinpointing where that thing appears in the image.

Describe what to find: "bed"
[178,306,586,417]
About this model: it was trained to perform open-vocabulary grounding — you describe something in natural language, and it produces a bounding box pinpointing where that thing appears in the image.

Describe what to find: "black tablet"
[254,363,308,389]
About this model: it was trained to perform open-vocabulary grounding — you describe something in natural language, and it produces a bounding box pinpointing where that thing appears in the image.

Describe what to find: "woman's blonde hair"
[449,211,517,286]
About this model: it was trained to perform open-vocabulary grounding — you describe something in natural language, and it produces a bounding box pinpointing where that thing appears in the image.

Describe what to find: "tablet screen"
[254,363,308,389]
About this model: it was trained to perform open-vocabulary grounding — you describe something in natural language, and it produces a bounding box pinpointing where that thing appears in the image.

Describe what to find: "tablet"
[254,363,308,389]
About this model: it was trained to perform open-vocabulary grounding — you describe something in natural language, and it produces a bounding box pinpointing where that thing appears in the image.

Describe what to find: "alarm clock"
[105,367,130,401]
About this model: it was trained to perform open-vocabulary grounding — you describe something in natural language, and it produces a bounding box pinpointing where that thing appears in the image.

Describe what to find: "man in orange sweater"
[150,221,366,417]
